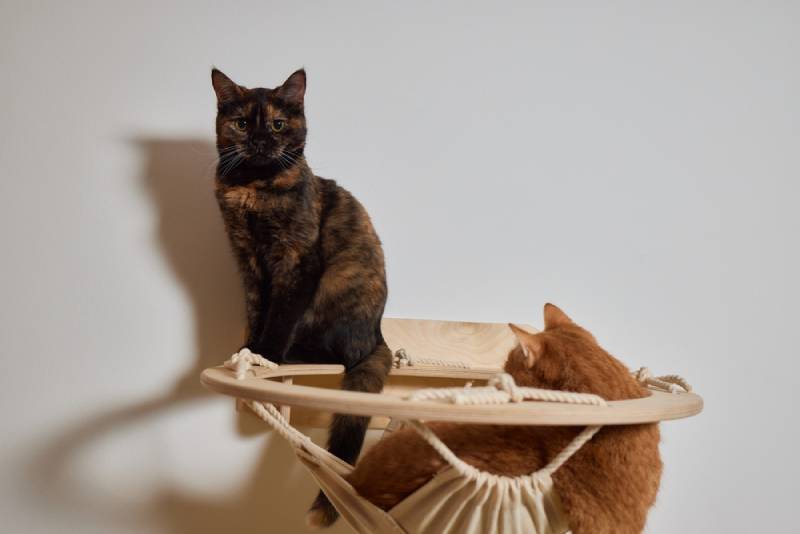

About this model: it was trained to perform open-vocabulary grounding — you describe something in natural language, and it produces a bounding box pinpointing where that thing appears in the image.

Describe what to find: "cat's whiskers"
[188,145,238,176]
[203,146,241,176]
[277,150,304,170]
[217,151,238,168]
[276,150,301,171]
[223,155,245,177]
[191,143,234,158]
[220,159,240,178]
[218,147,245,177]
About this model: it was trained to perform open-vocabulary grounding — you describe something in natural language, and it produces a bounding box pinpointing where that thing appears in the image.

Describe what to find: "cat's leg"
[307,322,392,527]
[242,272,269,348]
[252,258,318,362]
[324,323,391,463]
[222,226,268,349]
[236,265,269,350]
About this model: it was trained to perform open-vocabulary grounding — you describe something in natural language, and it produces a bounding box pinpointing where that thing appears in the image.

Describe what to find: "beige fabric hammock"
[222,350,690,534]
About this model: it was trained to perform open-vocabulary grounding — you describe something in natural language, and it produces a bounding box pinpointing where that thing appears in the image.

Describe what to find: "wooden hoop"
[201,318,703,426]
[201,363,703,426]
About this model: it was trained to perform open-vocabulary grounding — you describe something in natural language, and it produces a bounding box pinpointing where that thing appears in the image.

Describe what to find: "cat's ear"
[543,303,573,330]
[275,68,306,106]
[211,68,243,104]
[508,324,542,368]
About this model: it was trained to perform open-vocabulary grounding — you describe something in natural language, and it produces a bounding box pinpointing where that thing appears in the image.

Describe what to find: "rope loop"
[408,418,602,483]
[220,349,343,467]
[405,371,609,479]
[223,347,279,379]
[488,372,524,402]
[633,367,692,393]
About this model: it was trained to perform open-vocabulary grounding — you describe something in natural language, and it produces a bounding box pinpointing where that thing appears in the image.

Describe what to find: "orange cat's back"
[348,304,662,534]
[512,306,662,534]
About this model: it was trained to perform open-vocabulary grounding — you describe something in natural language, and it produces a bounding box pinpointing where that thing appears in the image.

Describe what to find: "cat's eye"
[271,119,286,132]
[235,118,248,131]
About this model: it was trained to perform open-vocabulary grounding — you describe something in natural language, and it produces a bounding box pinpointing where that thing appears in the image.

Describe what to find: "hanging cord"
[392,348,471,369]
[633,367,692,393]
[221,349,345,469]
[246,399,312,449]
[404,368,690,480]
[535,426,601,478]
[405,372,607,481]
[408,372,607,406]
[407,421,602,482]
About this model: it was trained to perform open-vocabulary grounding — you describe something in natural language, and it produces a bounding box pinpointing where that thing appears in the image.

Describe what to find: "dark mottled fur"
[211,68,392,527]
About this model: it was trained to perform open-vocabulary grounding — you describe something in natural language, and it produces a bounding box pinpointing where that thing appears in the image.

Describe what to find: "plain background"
[1,1,797,532]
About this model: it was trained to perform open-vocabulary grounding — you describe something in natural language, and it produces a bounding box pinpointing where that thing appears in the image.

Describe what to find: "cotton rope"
[403,371,606,481]
[223,347,278,379]
[393,348,471,369]
[405,419,602,482]
[407,372,607,406]
[633,367,692,393]
[221,349,334,461]
[402,367,690,480]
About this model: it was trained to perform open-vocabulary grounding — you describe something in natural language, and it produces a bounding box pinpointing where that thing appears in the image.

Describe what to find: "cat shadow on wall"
[29,138,346,533]
[138,138,244,389]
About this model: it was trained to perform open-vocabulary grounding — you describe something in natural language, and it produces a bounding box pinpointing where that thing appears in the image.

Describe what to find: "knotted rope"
[407,372,607,407]
[393,348,471,369]
[223,347,278,379]
[221,349,328,456]
[633,367,692,393]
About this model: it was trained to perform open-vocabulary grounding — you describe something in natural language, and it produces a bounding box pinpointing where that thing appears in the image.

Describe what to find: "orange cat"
[346,304,662,534]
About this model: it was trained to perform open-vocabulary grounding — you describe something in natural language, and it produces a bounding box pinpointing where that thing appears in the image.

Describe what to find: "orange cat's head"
[505,304,646,401]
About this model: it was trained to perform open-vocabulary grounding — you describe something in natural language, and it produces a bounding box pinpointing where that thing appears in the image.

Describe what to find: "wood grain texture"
[381,318,536,370]
[208,318,703,428]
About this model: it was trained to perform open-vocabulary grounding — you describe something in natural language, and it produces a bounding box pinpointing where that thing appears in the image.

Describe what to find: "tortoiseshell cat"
[211,68,392,527]
[347,304,662,534]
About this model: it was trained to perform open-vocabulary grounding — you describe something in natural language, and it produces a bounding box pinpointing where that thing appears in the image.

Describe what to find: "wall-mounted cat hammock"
[201,318,703,534]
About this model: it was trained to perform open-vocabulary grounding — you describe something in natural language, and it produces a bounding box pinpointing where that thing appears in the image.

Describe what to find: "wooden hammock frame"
[201,318,703,426]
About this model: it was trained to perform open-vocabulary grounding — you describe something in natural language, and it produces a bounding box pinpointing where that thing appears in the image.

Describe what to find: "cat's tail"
[306,339,393,529]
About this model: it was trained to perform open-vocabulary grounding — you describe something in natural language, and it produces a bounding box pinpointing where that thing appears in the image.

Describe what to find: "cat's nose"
[252,138,268,152]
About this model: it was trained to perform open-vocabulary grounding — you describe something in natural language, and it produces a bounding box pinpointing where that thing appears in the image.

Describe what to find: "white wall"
[2,2,797,532]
